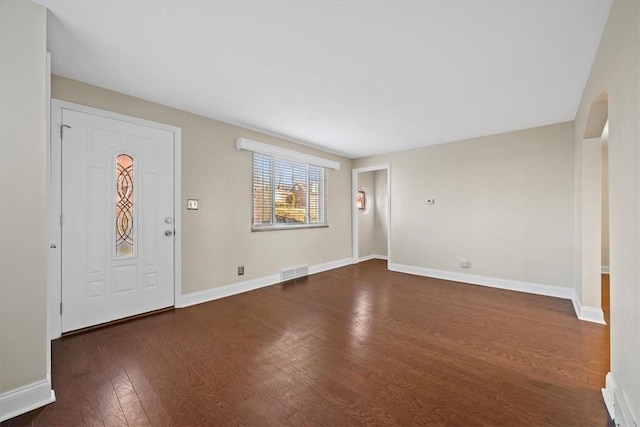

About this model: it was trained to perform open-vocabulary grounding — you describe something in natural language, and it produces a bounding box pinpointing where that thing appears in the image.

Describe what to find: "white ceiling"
[38,0,612,159]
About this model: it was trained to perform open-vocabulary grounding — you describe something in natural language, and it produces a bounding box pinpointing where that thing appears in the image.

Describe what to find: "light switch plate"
[187,199,199,210]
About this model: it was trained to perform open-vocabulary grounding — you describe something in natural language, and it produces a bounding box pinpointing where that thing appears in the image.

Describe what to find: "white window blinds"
[252,153,327,230]
[238,137,337,231]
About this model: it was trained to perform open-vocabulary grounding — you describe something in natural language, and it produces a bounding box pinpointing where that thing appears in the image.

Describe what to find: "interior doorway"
[352,165,391,264]
[601,121,610,326]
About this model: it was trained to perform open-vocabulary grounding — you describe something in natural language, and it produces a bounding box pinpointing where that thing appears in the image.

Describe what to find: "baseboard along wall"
[180,258,353,308]
[570,293,606,324]
[602,372,637,427]
[357,254,388,263]
[181,259,607,322]
[388,263,606,325]
[0,377,55,423]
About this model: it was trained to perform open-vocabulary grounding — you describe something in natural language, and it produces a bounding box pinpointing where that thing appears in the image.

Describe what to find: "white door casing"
[50,100,182,335]
[352,165,391,264]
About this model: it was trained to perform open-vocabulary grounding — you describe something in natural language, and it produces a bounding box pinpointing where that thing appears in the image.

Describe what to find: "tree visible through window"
[252,153,327,230]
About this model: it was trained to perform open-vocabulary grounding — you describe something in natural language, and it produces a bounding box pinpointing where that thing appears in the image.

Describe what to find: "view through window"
[356,190,366,211]
[252,153,327,230]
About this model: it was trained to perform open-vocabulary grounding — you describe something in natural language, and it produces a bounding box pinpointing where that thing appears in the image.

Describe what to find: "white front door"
[61,108,175,333]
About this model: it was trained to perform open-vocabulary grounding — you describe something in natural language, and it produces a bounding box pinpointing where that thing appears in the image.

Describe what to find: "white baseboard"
[180,257,352,308]
[0,377,55,422]
[357,254,388,263]
[602,265,610,274]
[571,291,606,324]
[603,372,638,427]
[389,263,574,299]
[614,386,637,427]
[602,372,616,419]
[179,273,281,308]
[309,257,352,275]
[390,263,608,324]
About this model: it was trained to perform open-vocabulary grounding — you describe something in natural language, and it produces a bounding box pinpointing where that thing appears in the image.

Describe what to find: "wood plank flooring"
[3,260,611,426]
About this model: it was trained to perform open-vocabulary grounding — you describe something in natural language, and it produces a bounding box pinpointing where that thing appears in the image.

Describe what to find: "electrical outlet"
[426,198,435,205]
[187,199,199,210]
[237,265,244,275]
[460,259,470,268]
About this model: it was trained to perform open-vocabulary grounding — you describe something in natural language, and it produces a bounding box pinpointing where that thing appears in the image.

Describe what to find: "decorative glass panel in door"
[116,154,134,257]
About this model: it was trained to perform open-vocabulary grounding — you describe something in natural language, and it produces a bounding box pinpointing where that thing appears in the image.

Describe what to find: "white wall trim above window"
[236,138,340,171]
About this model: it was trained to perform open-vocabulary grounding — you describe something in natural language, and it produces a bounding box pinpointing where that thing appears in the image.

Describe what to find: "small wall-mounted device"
[187,199,199,210]
[426,198,435,205]
[238,265,244,275]
[460,259,470,268]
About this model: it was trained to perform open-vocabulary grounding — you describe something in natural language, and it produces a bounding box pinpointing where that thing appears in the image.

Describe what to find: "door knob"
[164,230,173,237]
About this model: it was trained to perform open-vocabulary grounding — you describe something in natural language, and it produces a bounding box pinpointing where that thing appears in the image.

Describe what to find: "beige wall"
[573,0,639,419]
[353,122,575,288]
[51,76,352,295]
[357,171,376,258]
[602,145,609,268]
[373,169,388,256]
[0,1,48,393]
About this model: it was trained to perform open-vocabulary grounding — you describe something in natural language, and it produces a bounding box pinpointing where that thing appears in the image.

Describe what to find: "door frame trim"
[49,99,182,339]
[352,164,391,265]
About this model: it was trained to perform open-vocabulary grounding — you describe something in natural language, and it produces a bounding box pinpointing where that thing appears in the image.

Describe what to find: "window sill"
[252,224,329,232]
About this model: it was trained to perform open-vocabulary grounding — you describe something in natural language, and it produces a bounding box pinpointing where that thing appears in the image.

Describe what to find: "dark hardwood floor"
[3,260,611,426]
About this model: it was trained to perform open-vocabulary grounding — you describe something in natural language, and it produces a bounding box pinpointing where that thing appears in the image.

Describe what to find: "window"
[237,137,339,230]
[356,190,366,211]
[253,153,327,230]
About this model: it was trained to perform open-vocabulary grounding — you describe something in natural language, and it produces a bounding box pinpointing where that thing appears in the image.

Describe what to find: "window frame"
[251,152,329,231]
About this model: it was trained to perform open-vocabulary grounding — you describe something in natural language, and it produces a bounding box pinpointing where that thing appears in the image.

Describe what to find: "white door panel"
[61,109,174,333]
